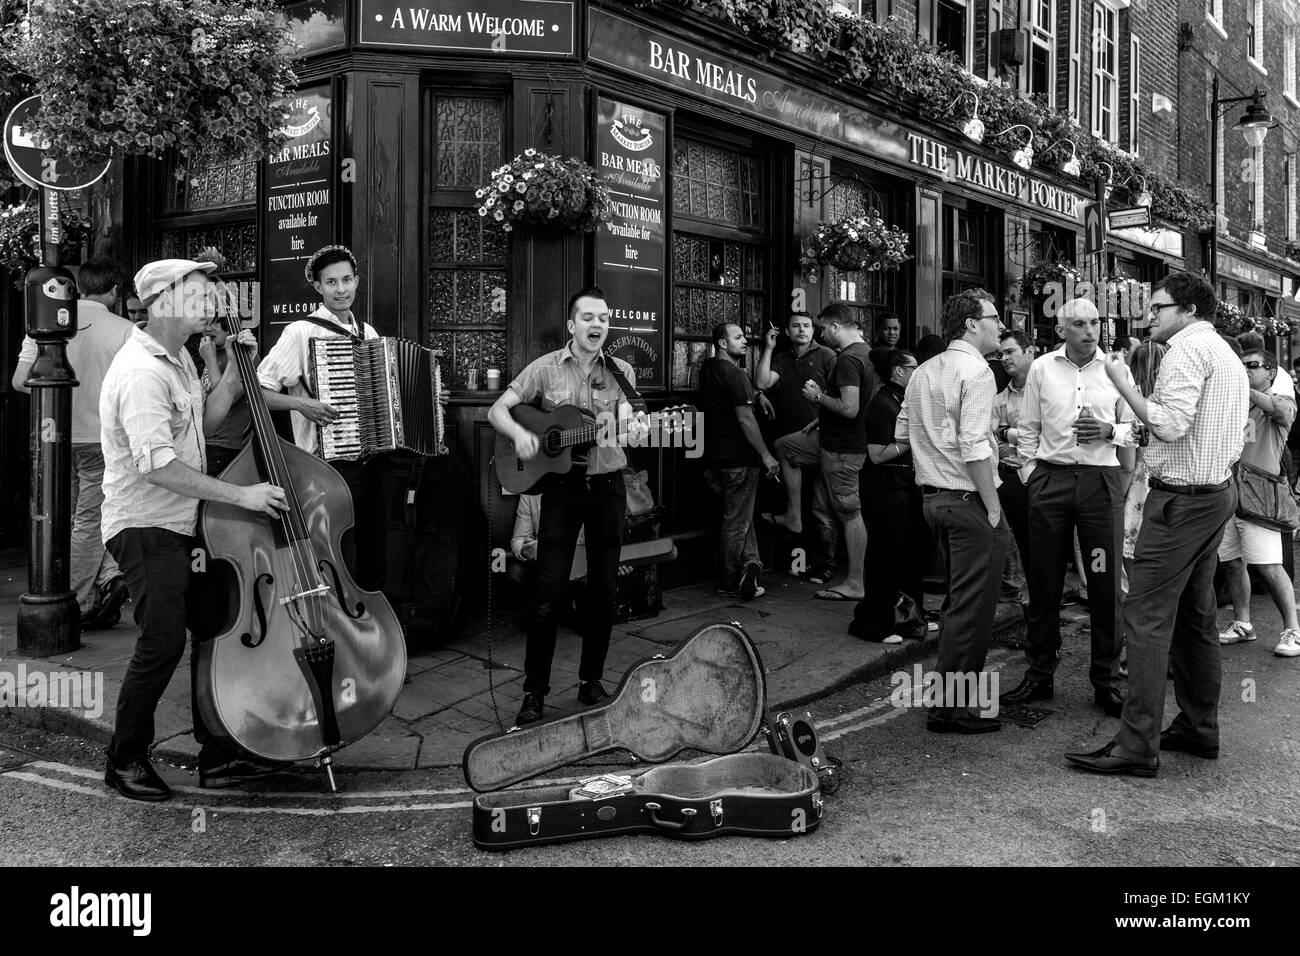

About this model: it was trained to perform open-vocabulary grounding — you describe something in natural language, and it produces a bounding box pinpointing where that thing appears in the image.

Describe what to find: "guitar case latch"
[710,799,724,827]
[527,807,542,835]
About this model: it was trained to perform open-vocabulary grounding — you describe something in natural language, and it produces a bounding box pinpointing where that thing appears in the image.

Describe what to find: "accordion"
[308,336,448,461]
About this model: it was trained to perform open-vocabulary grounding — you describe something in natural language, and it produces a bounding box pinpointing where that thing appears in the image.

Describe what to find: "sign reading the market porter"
[262,83,334,335]
[595,96,667,391]
[359,0,575,55]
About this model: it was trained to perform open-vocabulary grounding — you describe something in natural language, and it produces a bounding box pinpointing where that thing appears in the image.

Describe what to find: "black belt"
[920,485,974,497]
[1148,478,1230,496]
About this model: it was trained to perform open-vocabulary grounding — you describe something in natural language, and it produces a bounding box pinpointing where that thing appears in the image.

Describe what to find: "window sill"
[1286,91,1300,110]
[1247,57,1268,78]
[1205,16,1228,42]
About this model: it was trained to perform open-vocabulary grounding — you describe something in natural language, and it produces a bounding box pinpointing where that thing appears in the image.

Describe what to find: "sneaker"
[1218,621,1256,645]
[738,561,762,600]
[1276,629,1300,658]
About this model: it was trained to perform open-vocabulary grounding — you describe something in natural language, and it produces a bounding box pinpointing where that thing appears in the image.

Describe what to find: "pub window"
[1128,34,1140,154]
[1068,0,1082,119]
[670,135,769,390]
[1091,2,1118,142]
[1025,0,1055,101]
[823,169,904,338]
[935,0,973,73]
[425,91,509,388]
[155,153,258,279]
[941,202,993,304]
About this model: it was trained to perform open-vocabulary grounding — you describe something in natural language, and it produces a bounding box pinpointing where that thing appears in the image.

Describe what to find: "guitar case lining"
[464,622,823,850]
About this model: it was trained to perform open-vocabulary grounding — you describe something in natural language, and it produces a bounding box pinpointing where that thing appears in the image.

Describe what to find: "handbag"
[1234,460,1300,532]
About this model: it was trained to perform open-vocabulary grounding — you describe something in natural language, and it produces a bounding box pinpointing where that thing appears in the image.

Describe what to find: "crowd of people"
[695,272,1297,771]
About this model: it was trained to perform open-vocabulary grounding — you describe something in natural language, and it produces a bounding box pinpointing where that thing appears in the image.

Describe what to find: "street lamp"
[1209,80,1273,285]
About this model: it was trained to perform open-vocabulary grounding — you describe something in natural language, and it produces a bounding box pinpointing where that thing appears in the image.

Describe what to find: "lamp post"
[1208,79,1273,286]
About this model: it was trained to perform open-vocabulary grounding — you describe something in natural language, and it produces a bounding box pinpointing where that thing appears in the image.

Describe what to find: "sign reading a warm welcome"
[359,0,575,55]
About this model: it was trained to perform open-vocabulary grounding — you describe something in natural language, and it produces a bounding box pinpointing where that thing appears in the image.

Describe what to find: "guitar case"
[463,622,823,850]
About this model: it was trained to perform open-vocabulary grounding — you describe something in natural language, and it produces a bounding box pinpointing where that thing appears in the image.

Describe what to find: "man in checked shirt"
[1066,272,1248,776]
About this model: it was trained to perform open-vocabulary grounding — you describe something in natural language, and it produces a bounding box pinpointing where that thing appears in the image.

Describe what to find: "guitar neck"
[549,411,683,449]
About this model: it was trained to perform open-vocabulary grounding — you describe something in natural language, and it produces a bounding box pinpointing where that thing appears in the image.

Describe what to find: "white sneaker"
[1276,629,1300,658]
[883,634,904,645]
[1218,621,1256,645]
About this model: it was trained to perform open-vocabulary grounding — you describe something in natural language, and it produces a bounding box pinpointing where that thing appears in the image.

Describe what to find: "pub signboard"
[359,0,576,55]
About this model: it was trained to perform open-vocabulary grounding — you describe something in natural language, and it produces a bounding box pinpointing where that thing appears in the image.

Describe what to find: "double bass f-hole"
[240,572,275,649]
[318,557,365,619]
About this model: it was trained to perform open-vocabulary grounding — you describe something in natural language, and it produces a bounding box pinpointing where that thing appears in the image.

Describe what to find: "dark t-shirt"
[769,344,836,434]
[699,357,762,467]
[863,381,913,490]
[819,341,876,453]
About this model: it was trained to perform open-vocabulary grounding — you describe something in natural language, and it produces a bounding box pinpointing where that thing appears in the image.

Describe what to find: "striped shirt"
[1143,320,1249,486]
[896,339,999,492]
[256,306,379,454]
[100,328,207,543]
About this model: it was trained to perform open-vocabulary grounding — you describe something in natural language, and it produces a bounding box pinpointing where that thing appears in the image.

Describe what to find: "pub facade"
[0,0,1201,575]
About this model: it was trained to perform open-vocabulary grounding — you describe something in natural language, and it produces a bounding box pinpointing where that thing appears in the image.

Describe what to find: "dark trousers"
[1024,463,1124,690]
[923,490,1010,719]
[853,472,930,638]
[997,463,1031,593]
[704,466,761,590]
[524,470,625,694]
[332,457,386,591]
[107,528,215,764]
[1115,486,1236,757]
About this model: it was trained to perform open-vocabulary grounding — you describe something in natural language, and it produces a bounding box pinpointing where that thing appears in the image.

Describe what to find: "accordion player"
[308,336,449,461]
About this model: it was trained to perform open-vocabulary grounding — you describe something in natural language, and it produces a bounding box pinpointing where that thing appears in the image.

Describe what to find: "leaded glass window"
[427,93,508,387]
[823,172,903,337]
[155,152,258,280]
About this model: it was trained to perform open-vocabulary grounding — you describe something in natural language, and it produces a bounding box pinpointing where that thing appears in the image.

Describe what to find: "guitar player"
[488,286,650,726]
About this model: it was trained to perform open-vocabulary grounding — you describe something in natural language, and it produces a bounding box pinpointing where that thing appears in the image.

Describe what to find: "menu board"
[594,96,667,391]
[261,83,334,340]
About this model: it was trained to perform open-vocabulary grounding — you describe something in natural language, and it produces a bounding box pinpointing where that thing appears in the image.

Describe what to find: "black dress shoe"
[578,680,610,706]
[97,576,130,628]
[927,714,1002,734]
[1064,741,1158,777]
[515,691,545,725]
[1160,728,1219,759]
[199,751,290,789]
[1094,687,1125,717]
[1000,675,1054,704]
[104,757,172,802]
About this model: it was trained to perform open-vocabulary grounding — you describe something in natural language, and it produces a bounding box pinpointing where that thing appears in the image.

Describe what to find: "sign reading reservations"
[594,96,668,391]
[262,83,334,335]
[358,0,575,55]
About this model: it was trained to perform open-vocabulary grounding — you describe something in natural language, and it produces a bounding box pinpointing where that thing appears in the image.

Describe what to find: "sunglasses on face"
[1243,361,1268,370]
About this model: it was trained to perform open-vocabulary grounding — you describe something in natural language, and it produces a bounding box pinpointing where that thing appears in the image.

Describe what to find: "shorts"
[1217,515,1283,565]
[774,429,820,466]
[820,449,866,520]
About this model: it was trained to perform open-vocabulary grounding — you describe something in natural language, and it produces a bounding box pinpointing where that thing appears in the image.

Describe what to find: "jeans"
[704,466,761,590]
[70,444,119,614]
[524,470,625,694]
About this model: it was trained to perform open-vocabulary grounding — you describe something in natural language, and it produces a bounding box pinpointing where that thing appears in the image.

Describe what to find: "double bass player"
[100,259,289,801]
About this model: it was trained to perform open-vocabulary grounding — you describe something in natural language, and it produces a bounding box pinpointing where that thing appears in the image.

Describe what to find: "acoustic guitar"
[494,403,697,495]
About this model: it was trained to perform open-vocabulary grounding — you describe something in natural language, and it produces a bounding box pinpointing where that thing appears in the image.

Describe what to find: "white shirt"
[100,328,207,543]
[1016,346,1136,480]
[256,306,378,454]
[896,339,999,492]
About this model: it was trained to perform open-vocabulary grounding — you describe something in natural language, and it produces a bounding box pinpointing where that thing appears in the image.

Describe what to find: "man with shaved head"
[1002,297,1137,717]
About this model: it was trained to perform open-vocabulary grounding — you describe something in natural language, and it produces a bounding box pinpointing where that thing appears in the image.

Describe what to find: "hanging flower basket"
[476,149,613,233]
[1020,259,1084,299]
[801,212,910,280]
[1218,304,1296,338]
[0,201,91,282]
[8,0,297,178]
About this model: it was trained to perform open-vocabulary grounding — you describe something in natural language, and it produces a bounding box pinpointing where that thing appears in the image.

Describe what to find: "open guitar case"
[463,621,836,850]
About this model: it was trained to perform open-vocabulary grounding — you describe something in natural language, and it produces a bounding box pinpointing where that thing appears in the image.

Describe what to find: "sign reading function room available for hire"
[595,97,667,390]
[262,83,334,334]
[359,0,575,55]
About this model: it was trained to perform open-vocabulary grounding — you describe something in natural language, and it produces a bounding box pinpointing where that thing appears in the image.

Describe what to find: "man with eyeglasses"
[1066,272,1248,777]
[1216,350,1300,658]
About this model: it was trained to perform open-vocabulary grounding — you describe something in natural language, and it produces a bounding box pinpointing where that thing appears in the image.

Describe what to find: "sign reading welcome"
[359,0,575,55]
[595,96,668,390]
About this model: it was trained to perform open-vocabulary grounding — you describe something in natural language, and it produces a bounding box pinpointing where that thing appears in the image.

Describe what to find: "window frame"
[1246,0,1267,75]
[935,0,975,74]
[1024,0,1056,101]
[1068,0,1082,118]
[1127,34,1140,155]
[1091,2,1119,142]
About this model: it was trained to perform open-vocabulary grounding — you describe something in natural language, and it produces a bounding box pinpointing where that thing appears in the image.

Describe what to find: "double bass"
[196,308,406,791]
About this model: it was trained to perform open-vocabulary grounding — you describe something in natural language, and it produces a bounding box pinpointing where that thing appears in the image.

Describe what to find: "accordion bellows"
[310,336,448,461]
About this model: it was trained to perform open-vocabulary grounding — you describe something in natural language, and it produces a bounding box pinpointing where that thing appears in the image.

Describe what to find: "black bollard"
[16,261,80,655]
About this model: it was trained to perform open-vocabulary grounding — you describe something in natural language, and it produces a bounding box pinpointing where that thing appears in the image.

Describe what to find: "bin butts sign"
[359,0,575,55]
[594,96,667,391]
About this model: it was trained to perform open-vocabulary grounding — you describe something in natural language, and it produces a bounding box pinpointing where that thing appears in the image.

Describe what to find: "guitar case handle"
[643,802,696,831]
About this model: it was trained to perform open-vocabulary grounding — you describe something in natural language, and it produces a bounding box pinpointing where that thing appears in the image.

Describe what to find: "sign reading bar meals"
[359,0,575,55]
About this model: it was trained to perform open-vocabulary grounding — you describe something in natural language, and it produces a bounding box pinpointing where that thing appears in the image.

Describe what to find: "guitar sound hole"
[543,430,562,455]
